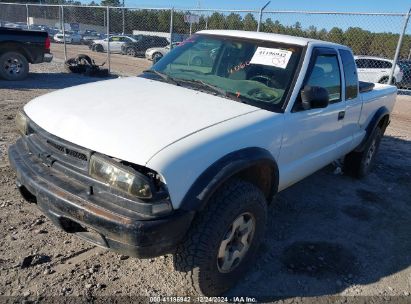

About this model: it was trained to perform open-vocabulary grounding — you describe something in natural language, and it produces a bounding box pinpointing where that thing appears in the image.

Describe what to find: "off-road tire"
[0,51,29,81]
[65,54,93,74]
[344,126,383,178]
[174,179,267,296]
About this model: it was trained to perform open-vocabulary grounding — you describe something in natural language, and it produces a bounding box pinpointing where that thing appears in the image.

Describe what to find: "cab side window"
[339,49,358,100]
[306,54,341,103]
[380,60,392,69]
[355,59,364,68]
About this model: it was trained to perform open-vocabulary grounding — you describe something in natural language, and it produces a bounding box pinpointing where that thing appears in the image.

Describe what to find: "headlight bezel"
[89,154,156,200]
[15,110,29,136]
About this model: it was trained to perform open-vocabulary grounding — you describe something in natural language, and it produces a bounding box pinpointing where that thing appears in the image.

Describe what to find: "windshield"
[145,34,303,111]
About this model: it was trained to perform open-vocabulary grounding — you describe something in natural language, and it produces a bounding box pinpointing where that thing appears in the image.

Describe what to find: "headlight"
[89,155,153,199]
[15,110,28,135]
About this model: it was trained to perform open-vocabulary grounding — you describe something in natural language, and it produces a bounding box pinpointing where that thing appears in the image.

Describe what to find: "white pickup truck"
[9,30,396,296]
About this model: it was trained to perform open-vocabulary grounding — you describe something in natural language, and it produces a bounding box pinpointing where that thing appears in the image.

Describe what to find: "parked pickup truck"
[9,30,396,295]
[0,27,52,80]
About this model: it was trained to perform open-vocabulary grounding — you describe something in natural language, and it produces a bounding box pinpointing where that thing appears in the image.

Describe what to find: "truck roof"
[197,30,345,48]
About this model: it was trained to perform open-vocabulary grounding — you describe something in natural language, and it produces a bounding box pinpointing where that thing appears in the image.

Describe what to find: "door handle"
[338,111,345,120]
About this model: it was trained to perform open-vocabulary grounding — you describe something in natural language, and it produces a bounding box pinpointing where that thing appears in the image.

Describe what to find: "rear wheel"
[0,51,29,81]
[126,48,136,57]
[344,126,383,178]
[174,179,267,296]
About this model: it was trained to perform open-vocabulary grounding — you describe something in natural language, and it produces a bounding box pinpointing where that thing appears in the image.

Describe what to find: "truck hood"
[24,77,259,165]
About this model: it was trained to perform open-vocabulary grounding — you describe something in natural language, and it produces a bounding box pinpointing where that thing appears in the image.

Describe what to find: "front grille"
[46,139,88,162]
[47,140,65,153]
[66,148,88,161]
[26,122,91,171]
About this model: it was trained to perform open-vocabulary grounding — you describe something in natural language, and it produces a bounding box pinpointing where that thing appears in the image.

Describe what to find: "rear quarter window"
[339,50,358,100]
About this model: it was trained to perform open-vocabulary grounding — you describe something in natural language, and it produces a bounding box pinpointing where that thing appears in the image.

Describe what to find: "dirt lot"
[0,62,410,302]
[51,42,151,76]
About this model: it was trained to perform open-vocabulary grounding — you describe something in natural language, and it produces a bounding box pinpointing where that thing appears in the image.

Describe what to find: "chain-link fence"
[261,10,411,91]
[1,2,411,92]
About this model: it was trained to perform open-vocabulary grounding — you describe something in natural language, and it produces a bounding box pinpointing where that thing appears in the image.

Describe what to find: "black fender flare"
[355,106,390,152]
[179,147,279,211]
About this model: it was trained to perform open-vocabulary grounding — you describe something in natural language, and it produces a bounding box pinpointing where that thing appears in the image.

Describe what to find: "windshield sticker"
[250,47,293,69]
[228,61,251,75]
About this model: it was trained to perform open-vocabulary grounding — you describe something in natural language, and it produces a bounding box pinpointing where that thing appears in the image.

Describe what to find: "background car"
[121,35,169,57]
[397,60,411,89]
[3,22,28,30]
[0,27,52,80]
[82,33,103,45]
[355,55,403,84]
[145,42,180,60]
[53,32,72,43]
[81,31,103,45]
[90,35,137,53]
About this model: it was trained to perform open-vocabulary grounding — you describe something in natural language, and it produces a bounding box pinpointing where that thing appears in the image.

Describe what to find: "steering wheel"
[249,75,281,88]
[247,88,279,102]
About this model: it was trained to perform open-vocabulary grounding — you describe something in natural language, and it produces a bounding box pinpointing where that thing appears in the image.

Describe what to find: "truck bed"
[359,82,397,129]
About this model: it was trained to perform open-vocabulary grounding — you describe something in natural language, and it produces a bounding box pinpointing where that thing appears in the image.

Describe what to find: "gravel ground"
[0,62,410,302]
[51,42,151,76]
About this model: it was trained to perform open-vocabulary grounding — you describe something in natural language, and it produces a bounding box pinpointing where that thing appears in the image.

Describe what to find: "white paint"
[23,31,398,209]
[197,30,342,47]
[92,35,137,53]
[24,77,258,170]
[354,55,403,83]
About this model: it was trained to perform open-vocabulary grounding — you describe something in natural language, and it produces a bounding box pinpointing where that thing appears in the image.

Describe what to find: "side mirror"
[301,85,329,110]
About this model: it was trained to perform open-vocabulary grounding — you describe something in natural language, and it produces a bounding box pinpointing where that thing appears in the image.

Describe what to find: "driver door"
[278,47,347,190]
[109,36,122,52]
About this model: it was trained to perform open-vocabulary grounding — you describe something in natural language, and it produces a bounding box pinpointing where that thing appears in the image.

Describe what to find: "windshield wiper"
[143,69,178,85]
[177,79,227,98]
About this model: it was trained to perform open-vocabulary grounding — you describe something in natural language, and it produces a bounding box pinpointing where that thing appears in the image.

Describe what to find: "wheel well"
[179,148,279,211]
[232,163,276,201]
[378,114,390,131]
[0,43,31,63]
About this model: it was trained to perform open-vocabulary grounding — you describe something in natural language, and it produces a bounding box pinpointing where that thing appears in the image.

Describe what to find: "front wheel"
[126,48,136,57]
[344,126,383,178]
[152,52,163,61]
[0,51,29,81]
[174,179,267,296]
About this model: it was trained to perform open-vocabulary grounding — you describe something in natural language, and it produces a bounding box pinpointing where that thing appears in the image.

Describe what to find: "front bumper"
[8,139,194,258]
[43,53,53,63]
